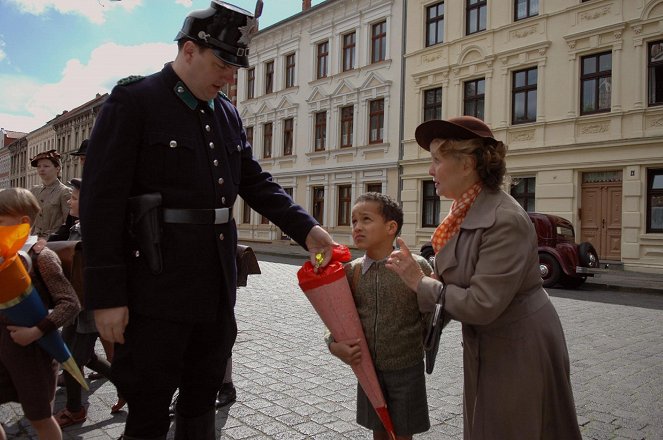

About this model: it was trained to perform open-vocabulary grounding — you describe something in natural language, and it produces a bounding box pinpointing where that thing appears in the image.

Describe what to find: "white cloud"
[175,0,193,7]
[0,41,6,63]
[7,0,142,24]
[0,41,175,133]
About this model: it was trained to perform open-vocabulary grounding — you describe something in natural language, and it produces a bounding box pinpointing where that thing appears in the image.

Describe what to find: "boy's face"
[68,188,80,218]
[351,201,397,251]
[0,214,28,227]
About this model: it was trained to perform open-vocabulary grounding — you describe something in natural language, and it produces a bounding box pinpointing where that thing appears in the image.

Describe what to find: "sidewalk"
[240,240,663,294]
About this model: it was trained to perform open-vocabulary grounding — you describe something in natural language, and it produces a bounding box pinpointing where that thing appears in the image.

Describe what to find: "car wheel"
[420,243,436,268]
[539,253,561,288]
[578,242,600,268]
[560,274,587,289]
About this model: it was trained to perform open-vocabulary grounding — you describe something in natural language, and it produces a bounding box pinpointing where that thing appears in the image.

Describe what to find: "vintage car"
[419,212,600,289]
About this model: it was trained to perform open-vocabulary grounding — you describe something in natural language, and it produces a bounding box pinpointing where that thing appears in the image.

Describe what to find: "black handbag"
[423,284,448,374]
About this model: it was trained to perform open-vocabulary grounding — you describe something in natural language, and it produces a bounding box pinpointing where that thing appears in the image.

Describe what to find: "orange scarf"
[430,182,483,254]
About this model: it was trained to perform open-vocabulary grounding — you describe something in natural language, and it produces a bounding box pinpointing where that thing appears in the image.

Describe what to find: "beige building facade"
[401,0,663,271]
[236,0,404,248]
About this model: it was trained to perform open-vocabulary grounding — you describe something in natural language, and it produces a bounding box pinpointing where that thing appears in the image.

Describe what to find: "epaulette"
[116,75,145,86]
[218,91,231,102]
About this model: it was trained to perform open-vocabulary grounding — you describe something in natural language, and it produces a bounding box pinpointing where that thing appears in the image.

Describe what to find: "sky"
[0,0,324,134]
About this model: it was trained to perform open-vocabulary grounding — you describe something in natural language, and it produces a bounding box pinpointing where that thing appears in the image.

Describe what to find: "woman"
[29,149,71,240]
[387,116,582,439]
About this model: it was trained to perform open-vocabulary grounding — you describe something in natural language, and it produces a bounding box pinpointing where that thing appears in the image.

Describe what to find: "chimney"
[303,0,311,11]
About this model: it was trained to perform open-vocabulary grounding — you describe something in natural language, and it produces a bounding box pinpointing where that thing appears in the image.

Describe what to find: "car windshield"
[556,225,575,240]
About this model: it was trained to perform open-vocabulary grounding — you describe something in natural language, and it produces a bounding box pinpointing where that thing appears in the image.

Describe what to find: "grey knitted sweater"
[343,255,432,371]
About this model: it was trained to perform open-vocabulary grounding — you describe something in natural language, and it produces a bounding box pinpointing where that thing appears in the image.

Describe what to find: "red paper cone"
[298,246,396,439]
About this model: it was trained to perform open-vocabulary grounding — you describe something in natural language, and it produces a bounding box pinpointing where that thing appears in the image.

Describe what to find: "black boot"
[174,408,216,440]
[215,382,236,408]
[119,435,167,440]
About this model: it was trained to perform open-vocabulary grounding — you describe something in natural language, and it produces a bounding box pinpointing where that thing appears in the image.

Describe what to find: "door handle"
[602,219,606,228]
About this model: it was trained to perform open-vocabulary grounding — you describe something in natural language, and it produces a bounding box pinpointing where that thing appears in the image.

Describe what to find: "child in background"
[53,178,125,428]
[326,192,432,440]
[0,188,80,440]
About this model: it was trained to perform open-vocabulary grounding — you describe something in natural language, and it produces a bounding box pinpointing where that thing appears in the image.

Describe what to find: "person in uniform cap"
[80,2,334,439]
[29,149,72,241]
[71,139,88,166]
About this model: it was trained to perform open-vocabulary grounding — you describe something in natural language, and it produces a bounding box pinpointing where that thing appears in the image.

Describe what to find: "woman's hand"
[386,237,426,292]
[6,325,43,346]
[329,338,362,366]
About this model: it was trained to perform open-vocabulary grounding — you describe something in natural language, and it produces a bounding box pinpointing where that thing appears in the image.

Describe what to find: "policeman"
[80,2,334,439]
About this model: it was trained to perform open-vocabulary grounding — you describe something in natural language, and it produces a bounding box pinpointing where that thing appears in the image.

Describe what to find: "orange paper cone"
[298,246,396,439]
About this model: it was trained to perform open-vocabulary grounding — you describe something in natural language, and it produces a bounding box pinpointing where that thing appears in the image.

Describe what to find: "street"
[2,258,662,439]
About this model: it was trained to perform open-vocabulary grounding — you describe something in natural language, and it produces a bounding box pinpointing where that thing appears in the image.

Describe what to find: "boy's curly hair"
[0,188,42,224]
[354,192,403,236]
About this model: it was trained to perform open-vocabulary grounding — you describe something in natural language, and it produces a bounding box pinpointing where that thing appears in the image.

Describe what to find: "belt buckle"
[214,208,229,224]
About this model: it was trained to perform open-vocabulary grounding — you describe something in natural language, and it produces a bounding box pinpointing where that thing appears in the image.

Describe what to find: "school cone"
[297,245,396,440]
[0,224,88,391]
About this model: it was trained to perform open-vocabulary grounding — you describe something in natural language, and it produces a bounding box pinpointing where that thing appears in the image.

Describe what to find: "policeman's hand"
[386,237,426,292]
[6,325,43,346]
[305,225,337,271]
[94,306,129,344]
[329,338,362,366]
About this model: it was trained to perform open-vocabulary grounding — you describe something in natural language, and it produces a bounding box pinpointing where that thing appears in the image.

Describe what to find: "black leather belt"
[163,207,232,224]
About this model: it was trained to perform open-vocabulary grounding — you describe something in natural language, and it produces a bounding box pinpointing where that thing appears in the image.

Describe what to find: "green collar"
[173,81,215,111]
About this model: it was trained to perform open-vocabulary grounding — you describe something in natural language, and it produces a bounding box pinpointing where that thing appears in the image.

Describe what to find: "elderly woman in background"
[387,116,582,439]
[29,149,72,240]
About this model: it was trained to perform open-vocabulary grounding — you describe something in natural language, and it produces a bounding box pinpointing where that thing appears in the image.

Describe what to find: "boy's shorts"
[357,360,430,436]
[0,326,58,421]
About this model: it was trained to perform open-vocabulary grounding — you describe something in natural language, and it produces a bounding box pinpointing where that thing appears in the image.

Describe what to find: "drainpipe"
[397,0,407,205]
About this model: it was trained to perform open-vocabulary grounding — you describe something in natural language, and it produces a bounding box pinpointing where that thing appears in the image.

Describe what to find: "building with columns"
[401,0,663,271]
[236,0,404,247]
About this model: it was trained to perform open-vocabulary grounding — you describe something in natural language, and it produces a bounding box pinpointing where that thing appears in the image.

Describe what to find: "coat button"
[219,233,224,241]
[218,178,224,185]
[209,142,215,149]
[221,196,226,204]
[205,125,211,132]
[200,109,205,114]
[169,140,177,148]
[177,86,185,93]
[213,159,219,166]
[236,144,241,152]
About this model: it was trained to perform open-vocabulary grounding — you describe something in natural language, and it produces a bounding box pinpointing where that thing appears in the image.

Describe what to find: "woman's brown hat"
[30,149,61,167]
[415,116,497,151]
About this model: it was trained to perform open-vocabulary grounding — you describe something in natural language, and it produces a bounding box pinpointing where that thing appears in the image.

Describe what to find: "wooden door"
[580,172,622,261]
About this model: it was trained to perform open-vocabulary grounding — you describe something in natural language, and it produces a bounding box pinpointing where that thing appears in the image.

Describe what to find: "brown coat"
[418,189,581,440]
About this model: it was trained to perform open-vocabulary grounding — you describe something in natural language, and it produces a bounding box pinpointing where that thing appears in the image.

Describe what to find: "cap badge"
[238,16,259,45]
[198,31,210,43]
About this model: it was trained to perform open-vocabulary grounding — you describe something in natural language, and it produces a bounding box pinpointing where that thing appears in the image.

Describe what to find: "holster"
[127,193,163,275]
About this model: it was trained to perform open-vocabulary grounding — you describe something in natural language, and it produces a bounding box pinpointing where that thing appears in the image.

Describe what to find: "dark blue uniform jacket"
[80,63,317,323]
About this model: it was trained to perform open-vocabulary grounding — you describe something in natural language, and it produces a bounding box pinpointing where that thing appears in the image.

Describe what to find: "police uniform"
[80,2,317,439]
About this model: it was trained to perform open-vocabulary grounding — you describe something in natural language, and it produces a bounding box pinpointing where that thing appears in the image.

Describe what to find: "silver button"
[209,142,215,149]
[219,233,224,240]
[205,125,211,132]
[135,250,140,257]
[221,196,226,204]
[200,109,205,114]
[213,159,219,166]
[177,86,185,93]
[169,140,177,148]
[218,178,224,185]
[236,144,241,151]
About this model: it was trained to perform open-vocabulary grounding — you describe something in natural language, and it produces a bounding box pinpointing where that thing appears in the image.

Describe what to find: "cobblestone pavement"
[2,260,662,439]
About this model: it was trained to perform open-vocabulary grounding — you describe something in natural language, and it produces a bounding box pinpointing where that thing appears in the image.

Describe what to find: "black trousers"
[112,312,236,437]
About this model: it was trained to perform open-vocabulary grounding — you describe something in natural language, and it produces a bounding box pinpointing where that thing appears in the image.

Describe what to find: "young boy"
[327,193,433,440]
[53,178,125,428]
[0,188,80,440]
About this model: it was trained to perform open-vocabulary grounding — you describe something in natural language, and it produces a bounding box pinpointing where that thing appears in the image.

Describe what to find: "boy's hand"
[94,306,129,344]
[329,338,362,366]
[6,325,43,346]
